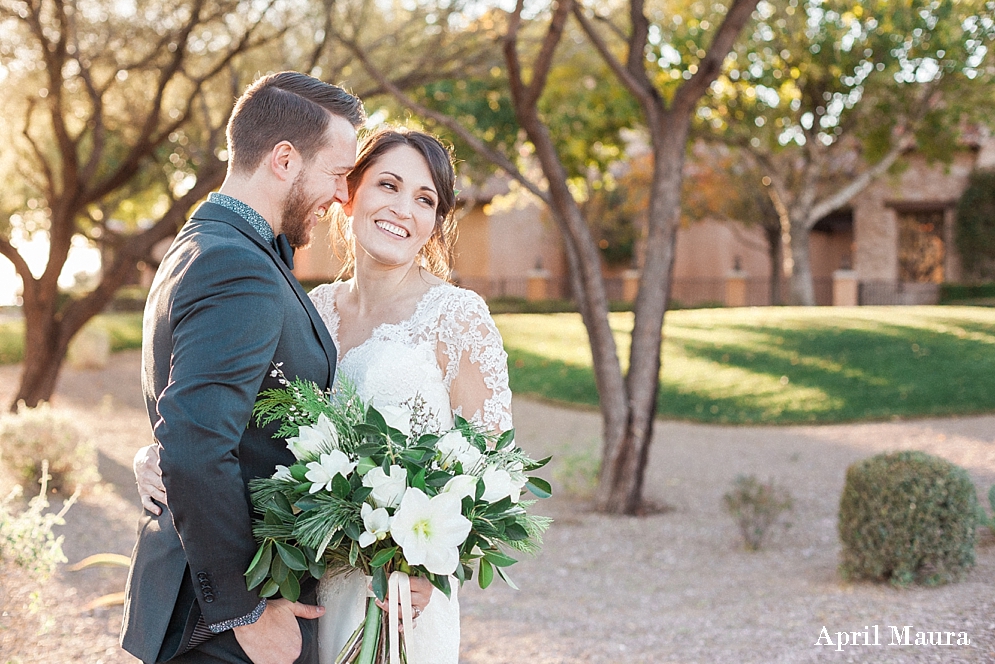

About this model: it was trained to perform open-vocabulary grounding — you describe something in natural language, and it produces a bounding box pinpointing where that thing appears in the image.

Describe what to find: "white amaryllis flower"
[480,466,527,503]
[286,413,340,460]
[390,488,471,575]
[362,464,407,508]
[305,450,357,494]
[442,474,478,501]
[378,404,412,436]
[436,430,483,472]
[359,503,392,548]
[272,465,293,481]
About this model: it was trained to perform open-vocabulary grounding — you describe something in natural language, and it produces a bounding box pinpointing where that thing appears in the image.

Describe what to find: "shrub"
[722,474,793,551]
[838,450,978,587]
[955,170,995,281]
[0,403,99,493]
[0,462,77,581]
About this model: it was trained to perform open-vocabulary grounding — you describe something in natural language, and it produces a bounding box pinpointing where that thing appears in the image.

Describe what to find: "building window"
[897,209,945,283]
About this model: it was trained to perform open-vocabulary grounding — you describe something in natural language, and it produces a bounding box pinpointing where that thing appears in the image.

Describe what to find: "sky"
[0,235,102,306]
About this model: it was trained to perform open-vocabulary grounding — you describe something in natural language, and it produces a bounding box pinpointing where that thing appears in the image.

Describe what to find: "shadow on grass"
[506,319,995,425]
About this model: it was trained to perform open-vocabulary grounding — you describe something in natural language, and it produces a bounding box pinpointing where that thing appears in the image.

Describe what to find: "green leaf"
[354,424,384,439]
[482,550,518,567]
[425,471,453,487]
[366,406,390,434]
[370,546,398,568]
[411,467,427,492]
[454,561,467,584]
[343,521,361,541]
[372,566,388,601]
[357,456,378,475]
[495,429,516,451]
[271,552,289,583]
[290,464,309,481]
[503,522,529,541]
[349,539,360,567]
[273,491,294,515]
[352,486,373,503]
[474,478,485,502]
[264,508,283,527]
[525,477,552,499]
[275,542,308,571]
[245,541,273,590]
[484,497,514,515]
[332,473,351,499]
[260,579,280,598]
[308,555,326,581]
[294,495,323,512]
[430,573,452,600]
[278,571,301,602]
[523,455,552,472]
[478,558,494,589]
[496,565,519,591]
[390,430,408,445]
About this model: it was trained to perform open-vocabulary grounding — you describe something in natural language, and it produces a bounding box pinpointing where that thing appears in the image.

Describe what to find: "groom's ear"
[269,140,300,182]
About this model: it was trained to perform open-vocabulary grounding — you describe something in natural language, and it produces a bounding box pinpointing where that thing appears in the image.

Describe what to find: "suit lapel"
[188,202,338,386]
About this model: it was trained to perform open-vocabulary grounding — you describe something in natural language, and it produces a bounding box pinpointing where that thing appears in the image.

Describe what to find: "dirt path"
[2,352,994,663]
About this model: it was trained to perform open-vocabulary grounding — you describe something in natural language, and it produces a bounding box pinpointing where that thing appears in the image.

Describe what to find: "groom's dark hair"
[226,71,365,175]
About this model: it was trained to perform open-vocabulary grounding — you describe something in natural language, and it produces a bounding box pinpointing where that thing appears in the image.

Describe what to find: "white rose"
[480,466,524,503]
[378,404,412,436]
[436,430,483,472]
[362,464,408,509]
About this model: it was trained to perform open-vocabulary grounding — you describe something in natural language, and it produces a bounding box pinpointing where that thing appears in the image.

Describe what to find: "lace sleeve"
[438,289,513,432]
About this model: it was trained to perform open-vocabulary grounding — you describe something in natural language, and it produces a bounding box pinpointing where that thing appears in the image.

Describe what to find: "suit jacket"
[121,202,336,663]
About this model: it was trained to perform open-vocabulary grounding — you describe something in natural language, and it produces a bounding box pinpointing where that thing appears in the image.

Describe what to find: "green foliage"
[976,485,995,535]
[940,282,995,303]
[955,170,995,281]
[0,462,78,582]
[0,312,144,366]
[838,451,978,586]
[722,475,793,551]
[496,306,995,424]
[0,403,99,493]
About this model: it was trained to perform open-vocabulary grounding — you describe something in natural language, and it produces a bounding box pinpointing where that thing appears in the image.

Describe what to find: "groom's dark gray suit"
[121,201,336,663]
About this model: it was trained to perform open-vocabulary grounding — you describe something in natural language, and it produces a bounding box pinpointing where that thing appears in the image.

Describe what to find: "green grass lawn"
[4,306,994,424]
[0,312,144,365]
[495,306,995,424]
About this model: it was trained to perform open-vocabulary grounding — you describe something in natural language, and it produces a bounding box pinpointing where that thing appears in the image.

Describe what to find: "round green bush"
[838,451,978,586]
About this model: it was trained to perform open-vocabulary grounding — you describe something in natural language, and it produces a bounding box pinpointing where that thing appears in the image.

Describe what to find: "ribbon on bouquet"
[387,571,414,664]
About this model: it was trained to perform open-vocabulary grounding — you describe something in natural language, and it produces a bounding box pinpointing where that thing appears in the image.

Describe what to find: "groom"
[121,72,364,664]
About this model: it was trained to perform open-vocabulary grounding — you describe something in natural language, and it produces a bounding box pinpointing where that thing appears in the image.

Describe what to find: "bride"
[135,126,514,663]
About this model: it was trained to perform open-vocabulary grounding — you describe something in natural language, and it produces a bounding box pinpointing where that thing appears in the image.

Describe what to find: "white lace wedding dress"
[308,281,513,664]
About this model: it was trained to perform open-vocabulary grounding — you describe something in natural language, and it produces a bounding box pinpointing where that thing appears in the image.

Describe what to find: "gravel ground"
[2,350,994,663]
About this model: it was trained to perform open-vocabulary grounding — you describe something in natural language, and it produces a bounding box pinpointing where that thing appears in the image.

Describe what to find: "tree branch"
[0,236,34,284]
[572,2,655,109]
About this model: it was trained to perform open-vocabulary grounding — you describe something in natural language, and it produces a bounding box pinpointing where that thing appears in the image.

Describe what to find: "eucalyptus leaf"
[494,429,516,451]
[525,477,552,499]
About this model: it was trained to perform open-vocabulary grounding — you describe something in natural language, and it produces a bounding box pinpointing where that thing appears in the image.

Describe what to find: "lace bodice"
[308,281,512,664]
[309,281,513,433]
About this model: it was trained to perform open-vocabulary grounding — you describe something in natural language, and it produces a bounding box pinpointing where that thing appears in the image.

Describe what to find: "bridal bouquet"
[244,365,552,664]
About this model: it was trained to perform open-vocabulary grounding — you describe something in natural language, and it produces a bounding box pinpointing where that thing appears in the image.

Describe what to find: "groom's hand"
[233,599,325,664]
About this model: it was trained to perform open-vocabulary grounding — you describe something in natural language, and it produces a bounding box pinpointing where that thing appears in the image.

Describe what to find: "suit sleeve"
[154,244,282,625]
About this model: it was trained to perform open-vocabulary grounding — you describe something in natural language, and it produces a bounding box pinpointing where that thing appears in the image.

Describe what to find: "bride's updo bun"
[333,126,457,280]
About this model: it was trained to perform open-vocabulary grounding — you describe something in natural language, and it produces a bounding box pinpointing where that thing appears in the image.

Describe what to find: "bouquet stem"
[356,595,382,664]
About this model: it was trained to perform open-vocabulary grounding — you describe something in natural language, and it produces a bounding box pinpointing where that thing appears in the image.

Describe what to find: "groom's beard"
[281,168,316,249]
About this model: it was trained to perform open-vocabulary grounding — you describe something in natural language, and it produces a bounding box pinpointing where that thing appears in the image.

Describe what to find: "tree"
[703,0,995,304]
[0,0,307,409]
[336,0,759,513]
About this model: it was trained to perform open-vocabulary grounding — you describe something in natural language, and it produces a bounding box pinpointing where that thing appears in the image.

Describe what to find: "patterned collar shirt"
[207,192,275,244]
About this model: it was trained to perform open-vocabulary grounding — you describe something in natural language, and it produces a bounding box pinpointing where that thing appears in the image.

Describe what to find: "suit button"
[197,572,208,580]
[204,595,214,603]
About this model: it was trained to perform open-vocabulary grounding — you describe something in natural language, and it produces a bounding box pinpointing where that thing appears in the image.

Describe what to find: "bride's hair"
[332,127,457,281]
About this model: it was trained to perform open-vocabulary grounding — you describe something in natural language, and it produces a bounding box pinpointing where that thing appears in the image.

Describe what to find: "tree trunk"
[595,113,686,514]
[788,220,816,305]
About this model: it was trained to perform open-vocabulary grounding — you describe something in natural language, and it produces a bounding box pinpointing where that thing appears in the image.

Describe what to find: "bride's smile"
[346,144,439,269]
